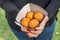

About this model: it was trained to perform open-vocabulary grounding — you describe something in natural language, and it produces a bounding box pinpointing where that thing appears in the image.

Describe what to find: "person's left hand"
[26,15,49,38]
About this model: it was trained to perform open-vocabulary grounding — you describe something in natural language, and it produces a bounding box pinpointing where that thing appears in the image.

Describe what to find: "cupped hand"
[26,15,49,38]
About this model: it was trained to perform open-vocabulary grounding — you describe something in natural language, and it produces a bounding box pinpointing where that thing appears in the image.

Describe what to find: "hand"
[21,26,28,32]
[26,15,49,38]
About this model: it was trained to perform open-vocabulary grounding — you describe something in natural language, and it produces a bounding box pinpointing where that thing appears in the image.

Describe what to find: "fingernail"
[27,29,31,31]
[26,32,29,34]
[34,29,37,31]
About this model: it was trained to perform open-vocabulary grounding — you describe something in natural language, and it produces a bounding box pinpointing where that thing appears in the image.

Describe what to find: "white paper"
[15,3,48,27]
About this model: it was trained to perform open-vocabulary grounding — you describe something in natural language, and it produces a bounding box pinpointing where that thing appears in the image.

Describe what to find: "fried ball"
[29,19,39,29]
[21,18,30,28]
[34,12,44,21]
[26,11,34,20]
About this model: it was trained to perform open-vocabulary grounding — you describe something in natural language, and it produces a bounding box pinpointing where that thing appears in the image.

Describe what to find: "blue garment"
[11,20,56,40]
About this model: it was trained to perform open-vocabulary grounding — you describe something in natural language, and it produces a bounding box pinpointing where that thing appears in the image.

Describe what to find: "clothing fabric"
[11,20,56,40]
[0,0,58,40]
[0,0,60,31]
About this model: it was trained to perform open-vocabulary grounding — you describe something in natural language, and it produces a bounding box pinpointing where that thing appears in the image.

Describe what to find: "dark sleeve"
[0,0,21,31]
[45,0,60,20]
[0,0,19,12]
[0,0,3,5]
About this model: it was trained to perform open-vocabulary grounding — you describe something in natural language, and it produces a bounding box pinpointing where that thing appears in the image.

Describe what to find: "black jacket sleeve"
[45,0,60,20]
[0,0,21,31]
[0,0,19,12]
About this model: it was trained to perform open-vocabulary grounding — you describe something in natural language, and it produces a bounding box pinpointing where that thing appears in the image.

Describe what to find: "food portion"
[26,11,34,20]
[21,18,30,28]
[29,19,39,29]
[34,12,44,21]
[21,11,44,29]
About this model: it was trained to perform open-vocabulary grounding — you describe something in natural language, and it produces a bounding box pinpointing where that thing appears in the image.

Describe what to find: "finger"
[44,15,49,22]
[35,24,45,31]
[27,32,37,38]
[21,28,27,32]
[21,26,28,32]
[30,31,40,34]
[21,29,28,32]
[34,27,42,31]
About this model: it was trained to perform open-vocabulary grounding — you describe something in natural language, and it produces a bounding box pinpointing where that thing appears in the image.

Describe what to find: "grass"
[52,9,60,40]
[0,7,60,40]
[0,8,18,40]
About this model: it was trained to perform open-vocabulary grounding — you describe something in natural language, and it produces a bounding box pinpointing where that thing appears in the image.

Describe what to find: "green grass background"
[0,7,60,40]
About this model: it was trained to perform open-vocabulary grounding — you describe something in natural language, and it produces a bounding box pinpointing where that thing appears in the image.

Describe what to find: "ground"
[0,8,60,40]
